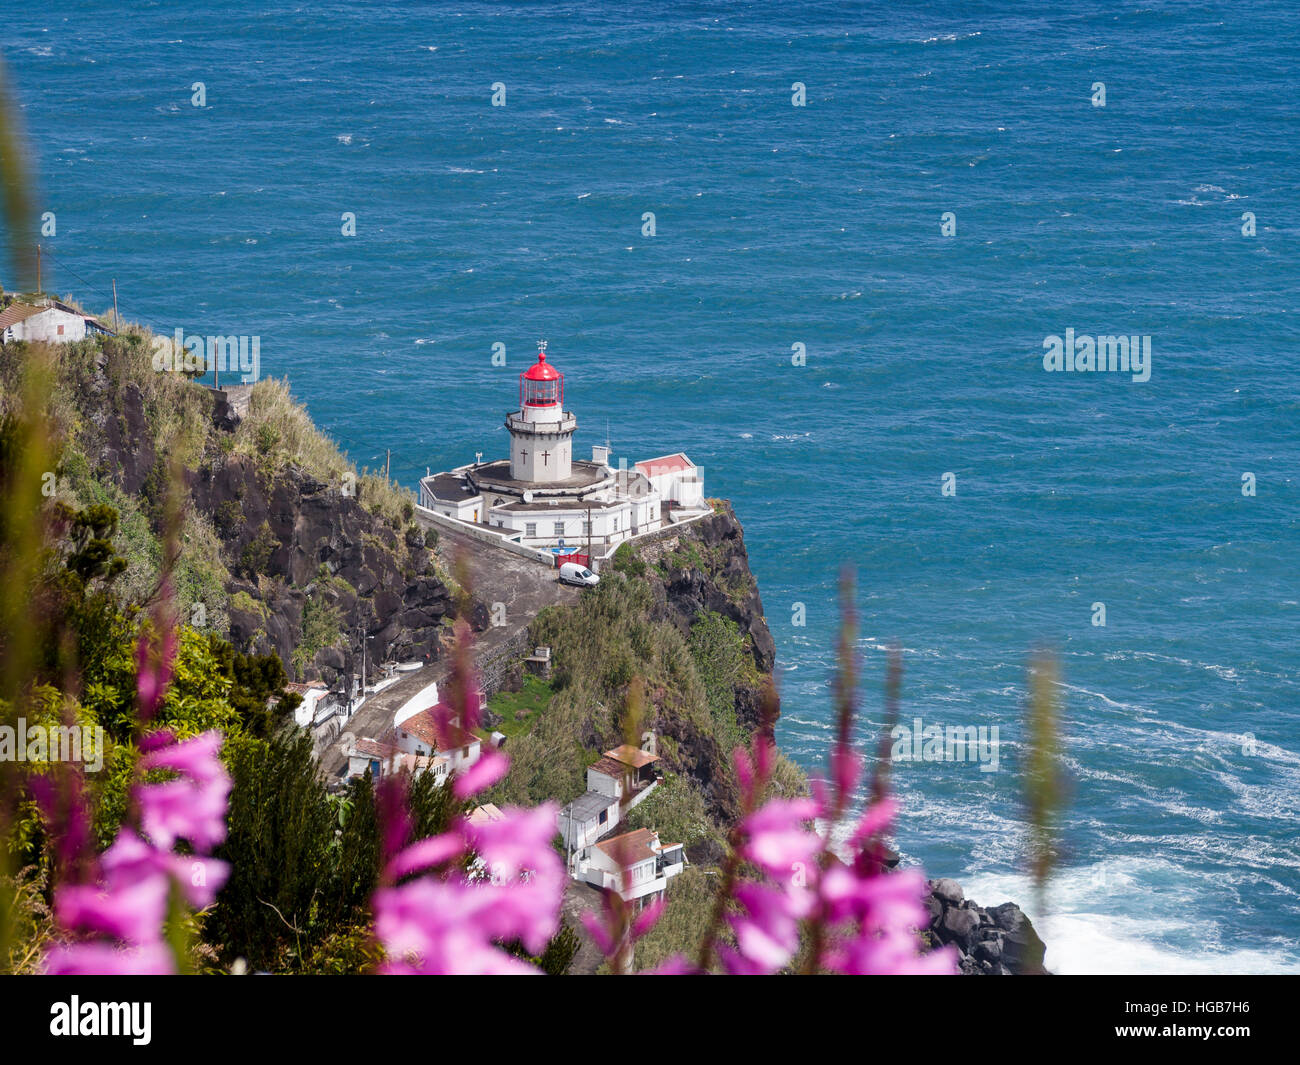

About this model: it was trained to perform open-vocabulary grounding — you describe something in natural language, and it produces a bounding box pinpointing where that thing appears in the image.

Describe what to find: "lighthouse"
[507,341,576,483]
[420,337,707,556]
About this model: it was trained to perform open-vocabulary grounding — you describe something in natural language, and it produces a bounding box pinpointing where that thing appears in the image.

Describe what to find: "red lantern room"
[519,341,563,408]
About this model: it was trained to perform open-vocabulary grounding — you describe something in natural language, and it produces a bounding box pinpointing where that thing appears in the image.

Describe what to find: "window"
[553,521,565,537]
[525,522,537,537]
[613,516,619,532]
[583,520,592,535]
[598,809,608,824]
[57,324,65,336]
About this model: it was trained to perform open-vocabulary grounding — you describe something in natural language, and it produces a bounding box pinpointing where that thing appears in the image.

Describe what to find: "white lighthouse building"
[419,342,707,560]
[507,342,576,483]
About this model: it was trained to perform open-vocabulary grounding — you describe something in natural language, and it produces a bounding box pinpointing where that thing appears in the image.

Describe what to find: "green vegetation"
[688,610,755,757]
[208,733,451,973]
[622,772,719,850]
[292,591,343,678]
[614,867,726,974]
[611,540,646,578]
[485,673,554,741]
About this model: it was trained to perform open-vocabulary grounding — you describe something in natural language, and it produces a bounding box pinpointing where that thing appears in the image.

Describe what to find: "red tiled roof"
[0,303,43,331]
[468,803,506,825]
[588,756,628,779]
[352,737,394,759]
[399,707,477,753]
[604,744,659,769]
[596,828,660,866]
[635,453,694,477]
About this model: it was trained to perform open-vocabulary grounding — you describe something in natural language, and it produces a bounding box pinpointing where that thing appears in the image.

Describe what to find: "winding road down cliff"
[318,518,579,779]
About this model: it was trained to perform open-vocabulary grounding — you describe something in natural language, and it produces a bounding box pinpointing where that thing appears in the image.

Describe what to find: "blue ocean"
[6,2,1298,973]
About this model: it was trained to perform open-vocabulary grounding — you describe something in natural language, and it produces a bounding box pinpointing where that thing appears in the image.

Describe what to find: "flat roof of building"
[564,790,617,820]
[423,472,482,504]
[470,459,610,493]
[497,497,626,514]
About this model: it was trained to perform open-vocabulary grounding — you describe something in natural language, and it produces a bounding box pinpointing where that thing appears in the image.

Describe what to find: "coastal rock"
[922,880,1051,975]
[929,878,965,906]
[990,903,1049,975]
[938,905,980,949]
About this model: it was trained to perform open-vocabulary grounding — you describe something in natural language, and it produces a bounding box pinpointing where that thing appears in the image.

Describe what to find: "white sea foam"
[960,864,1300,975]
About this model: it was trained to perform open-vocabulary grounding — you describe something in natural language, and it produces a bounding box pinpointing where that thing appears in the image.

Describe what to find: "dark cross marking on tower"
[520,449,528,462]
[541,450,551,465]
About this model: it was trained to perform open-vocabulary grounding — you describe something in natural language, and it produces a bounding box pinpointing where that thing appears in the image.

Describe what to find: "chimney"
[592,444,610,467]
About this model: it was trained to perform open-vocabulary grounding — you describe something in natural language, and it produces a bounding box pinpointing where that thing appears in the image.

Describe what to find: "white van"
[559,562,600,587]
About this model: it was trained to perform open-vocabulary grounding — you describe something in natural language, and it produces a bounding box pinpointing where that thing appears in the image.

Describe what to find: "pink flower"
[136,731,232,851]
[43,941,176,976]
[453,749,508,800]
[739,797,821,877]
[373,794,565,972]
[42,731,232,975]
[726,882,803,974]
[135,624,178,722]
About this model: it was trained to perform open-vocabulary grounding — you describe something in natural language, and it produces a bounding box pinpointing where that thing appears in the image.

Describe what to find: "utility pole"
[111,278,119,328]
[386,449,391,483]
[35,244,41,296]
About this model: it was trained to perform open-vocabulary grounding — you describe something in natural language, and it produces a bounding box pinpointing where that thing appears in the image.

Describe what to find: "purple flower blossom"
[42,730,232,974]
[373,799,564,972]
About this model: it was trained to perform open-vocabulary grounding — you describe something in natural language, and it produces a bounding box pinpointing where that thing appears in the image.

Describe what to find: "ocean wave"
[960,865,1300,975]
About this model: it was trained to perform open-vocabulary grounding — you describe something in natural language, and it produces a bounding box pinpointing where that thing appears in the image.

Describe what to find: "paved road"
[561,880,609,975]
[319,519,580,779]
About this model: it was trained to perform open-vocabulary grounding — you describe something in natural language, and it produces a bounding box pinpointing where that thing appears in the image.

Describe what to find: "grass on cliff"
[488,569,804,830]
[232,377,416,528]
[485,673,554,742]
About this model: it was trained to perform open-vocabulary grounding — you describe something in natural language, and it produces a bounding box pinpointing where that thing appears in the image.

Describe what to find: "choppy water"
[6,1,1298,973]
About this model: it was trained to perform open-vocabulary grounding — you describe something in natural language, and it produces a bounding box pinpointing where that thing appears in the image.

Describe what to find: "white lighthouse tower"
[507,341,577,483]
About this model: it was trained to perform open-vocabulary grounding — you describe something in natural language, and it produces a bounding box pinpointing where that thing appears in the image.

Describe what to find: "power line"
[29,244,118,311]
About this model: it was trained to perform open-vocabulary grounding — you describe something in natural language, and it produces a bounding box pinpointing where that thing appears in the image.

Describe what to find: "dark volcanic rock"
[73,369,462,680]
[922,881,1051,976]
[939,906,980,949]
[990,903,1049,975]
[99,382,157,496]
[930,878,965,906]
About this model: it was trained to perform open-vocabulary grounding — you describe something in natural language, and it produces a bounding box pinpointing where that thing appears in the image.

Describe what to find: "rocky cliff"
[34,333,459,686]
[924,878,1050,975]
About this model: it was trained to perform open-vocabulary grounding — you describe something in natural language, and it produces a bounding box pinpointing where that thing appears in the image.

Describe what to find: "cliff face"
[645,505,777,732]
[190,453,454,673]
[518,503,798,831]
[634,507,781,822]
[45,336,458,685]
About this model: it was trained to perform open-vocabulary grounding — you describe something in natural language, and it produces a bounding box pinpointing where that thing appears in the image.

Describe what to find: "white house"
[559,744,662,855]
[345,736,450,784]
[420,342,709,558]
[587,743,661,803]
[571,828,686,908]
[558,790,622,852]
[635,453,704,510]
[394,707,481,774]
[289,681,331,729]
[0,299,114,345]
[344,682,481,783]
